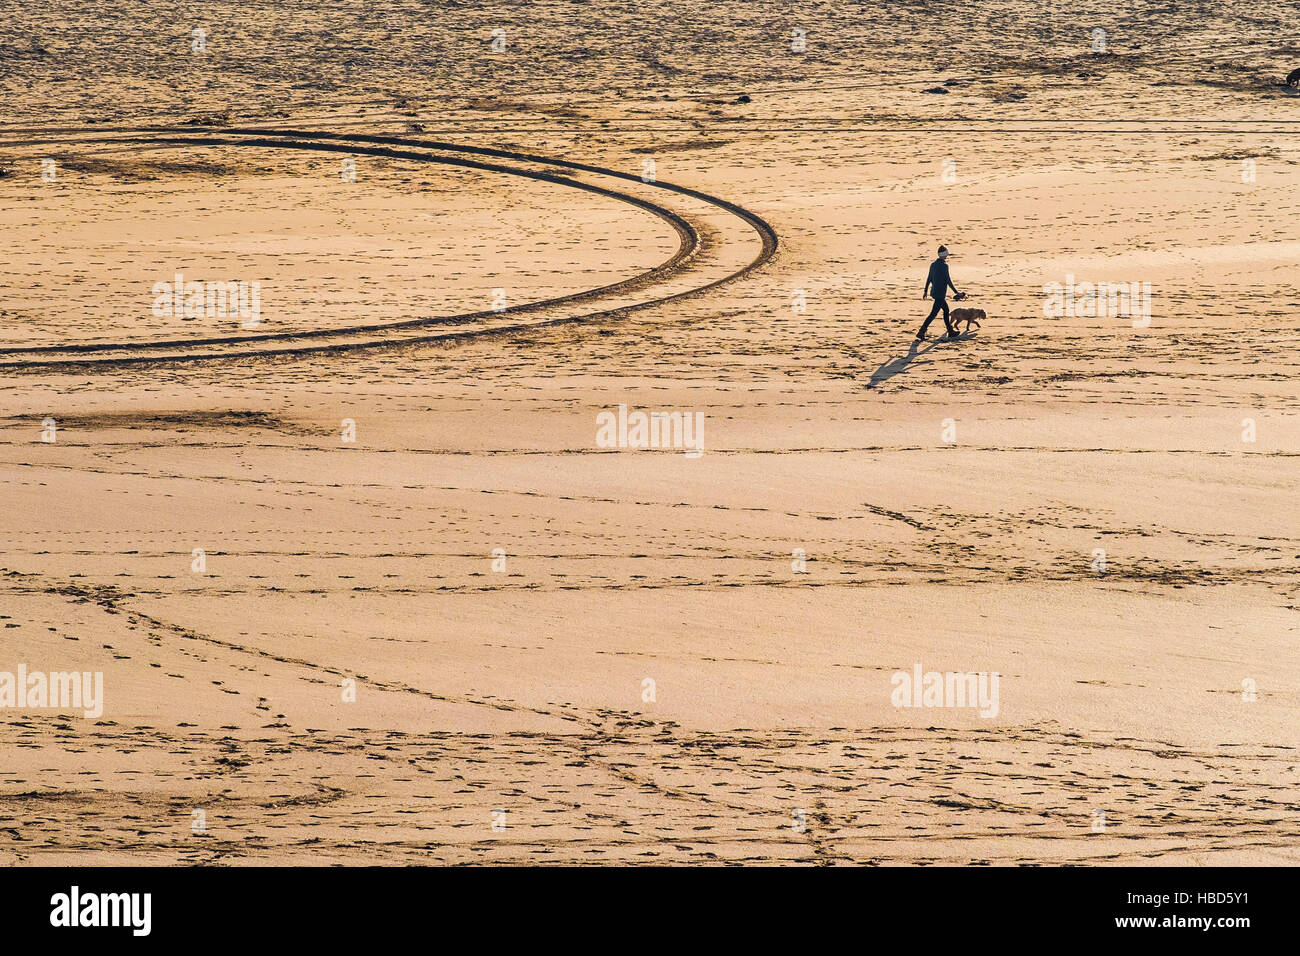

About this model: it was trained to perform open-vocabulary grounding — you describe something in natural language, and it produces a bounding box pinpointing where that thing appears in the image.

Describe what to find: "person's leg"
[941,299,955,336]
[918,298,943,338]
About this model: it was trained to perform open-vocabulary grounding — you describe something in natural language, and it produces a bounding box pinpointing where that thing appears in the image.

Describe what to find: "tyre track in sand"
[0,127,778,371]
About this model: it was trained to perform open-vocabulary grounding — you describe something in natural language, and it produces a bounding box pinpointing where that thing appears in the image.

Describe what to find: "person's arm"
[922,272,931,299]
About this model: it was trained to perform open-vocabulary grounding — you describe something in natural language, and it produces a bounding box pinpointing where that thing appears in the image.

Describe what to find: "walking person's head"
[938,245,949,259]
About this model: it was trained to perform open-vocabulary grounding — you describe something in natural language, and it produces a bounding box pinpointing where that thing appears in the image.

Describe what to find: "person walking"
[918,245,962,341]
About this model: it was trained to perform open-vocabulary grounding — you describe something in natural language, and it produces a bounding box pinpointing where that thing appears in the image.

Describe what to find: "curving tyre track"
[0,129,778,370]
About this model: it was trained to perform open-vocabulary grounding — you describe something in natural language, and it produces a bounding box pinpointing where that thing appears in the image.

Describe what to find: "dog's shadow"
[865,332,976,389]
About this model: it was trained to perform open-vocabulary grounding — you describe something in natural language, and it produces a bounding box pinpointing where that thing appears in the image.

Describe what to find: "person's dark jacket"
[924,258,958,300]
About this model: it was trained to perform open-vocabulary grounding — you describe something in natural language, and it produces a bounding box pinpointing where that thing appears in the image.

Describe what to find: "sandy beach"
[1,1,1298,865]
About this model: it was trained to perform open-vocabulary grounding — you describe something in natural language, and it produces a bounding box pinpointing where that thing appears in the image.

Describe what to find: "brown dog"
[949,307,985,332]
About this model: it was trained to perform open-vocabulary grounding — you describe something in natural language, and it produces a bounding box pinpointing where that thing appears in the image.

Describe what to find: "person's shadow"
[866,337,941,389]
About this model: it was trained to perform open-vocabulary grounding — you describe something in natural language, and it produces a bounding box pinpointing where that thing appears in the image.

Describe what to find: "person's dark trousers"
[919,297,954,337]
